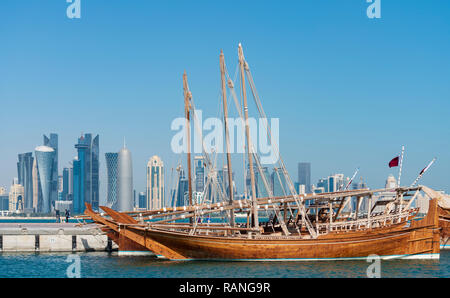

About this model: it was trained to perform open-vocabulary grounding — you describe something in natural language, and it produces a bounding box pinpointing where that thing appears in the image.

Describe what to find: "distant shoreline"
[0,217,57,220]
[0,217,81,221]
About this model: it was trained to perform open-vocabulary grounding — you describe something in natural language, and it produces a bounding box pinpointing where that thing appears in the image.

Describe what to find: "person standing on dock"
[65,209,70,223]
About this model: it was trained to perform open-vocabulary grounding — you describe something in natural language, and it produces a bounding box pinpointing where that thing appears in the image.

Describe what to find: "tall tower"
[272,167,287,197]
[73,133,99,213]
[298,162,311,194]
[117,145,133,212]
[43,133,58,209]
[194,156,205,192]
[255,166,270,198]
[146,155,164,210]
[105,152,119,209]
[32,158,41,211]
[17,152,34,210]
[61,168,69,201]
[35,146,55,213]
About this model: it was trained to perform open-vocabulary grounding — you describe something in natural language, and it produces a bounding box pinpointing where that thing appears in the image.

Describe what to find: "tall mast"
[183,72,194,213]
[220,50,235,228]
[238,43,259,229]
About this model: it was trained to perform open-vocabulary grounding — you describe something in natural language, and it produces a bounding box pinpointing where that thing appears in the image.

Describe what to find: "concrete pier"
[0,223,118,252]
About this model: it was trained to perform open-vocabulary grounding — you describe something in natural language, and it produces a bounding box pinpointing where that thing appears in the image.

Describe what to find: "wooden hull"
[122,199,440,261]
[129,226,437,261]
[85,198,440,261]
[85,206,155,256]
[439,206,450,250]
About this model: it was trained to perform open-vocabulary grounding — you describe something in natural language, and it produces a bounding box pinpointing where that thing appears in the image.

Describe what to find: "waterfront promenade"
[0,222,115,252]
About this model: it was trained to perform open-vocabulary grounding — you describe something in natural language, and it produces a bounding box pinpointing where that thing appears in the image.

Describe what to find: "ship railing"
[316,209,417,234]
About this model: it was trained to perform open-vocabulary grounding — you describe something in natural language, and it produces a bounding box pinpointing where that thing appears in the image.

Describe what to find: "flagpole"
[397,145,405,188]
[410,157,436,187]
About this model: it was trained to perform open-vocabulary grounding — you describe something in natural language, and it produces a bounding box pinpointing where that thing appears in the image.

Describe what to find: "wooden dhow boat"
[85,186,441,261]
[85,44,441,261]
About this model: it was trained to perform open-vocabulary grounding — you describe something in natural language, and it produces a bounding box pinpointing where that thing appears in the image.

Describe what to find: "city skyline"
[1,1,449,199]
[0,131,448,207]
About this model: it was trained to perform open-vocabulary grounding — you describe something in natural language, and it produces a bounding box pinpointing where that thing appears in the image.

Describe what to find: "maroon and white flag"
[389,156,399,168]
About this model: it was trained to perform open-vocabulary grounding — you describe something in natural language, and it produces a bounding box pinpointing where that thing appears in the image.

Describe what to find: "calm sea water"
[0,250,448,278]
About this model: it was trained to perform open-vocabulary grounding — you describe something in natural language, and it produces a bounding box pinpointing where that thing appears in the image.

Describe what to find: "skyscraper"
[61,168,69,201]
[256,167,270,198]
[0,188,8,211]
[171,167,189,208]
[298,162,311,194]
[138,192,146,209]
[247,165,271,198]
[17,152,34,211]
[105,152,119,209]
[317,178,328,193]
[194,156,205,192]
[117,145,133,212]
[32,158,41,211]
[218,166,236,198]
[34,146,55,213]
[67,166,73,201]
[43,133,58,209]
[272,167,287,197]
[73,133,99,213]
[146,155,164,210]
[327,174,344,193]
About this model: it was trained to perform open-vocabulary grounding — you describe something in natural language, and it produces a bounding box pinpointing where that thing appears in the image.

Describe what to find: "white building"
[146,155,165,210]
[9,180,24,213]
[117,145,133,212]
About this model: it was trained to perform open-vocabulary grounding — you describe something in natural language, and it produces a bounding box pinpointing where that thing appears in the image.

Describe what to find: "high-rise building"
[272,168,287,197]
[328,174,344,193]
[217,166,236,199]
[138,192,146,209]
[298,162,311,194]
[194,156,205,192]
[72,133,99,213]
[317,178,328,193]
[251,166,270,198]
[172,167,188,208]
[32,158,41,211]
[17,152,34,211]
[73,144,87,214]
[61,168,70,201]
[9,180,24,213]
[0,187,8,211]
[57,175,64,201]
[146,155,164,210]
[245,164,263,198]
[67,166,73,201]
[117,145,133,212]
[105,152,119,209]
[43,133,58,209]
[35,146,56,213]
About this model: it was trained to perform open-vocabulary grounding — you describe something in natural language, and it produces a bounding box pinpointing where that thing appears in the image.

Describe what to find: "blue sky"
[0,0,449,204]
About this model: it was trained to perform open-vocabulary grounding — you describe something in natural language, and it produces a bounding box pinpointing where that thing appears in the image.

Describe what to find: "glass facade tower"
[35,146,55,213]
[298,162,311,194]
[17,152,34,210]
[105,152,119,209]
[73,134,99,213]
[43,134,58,209]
